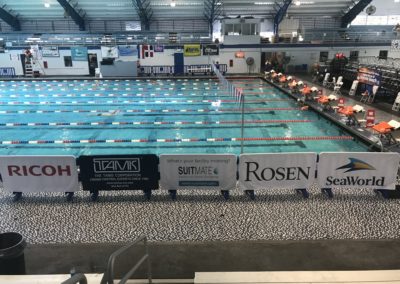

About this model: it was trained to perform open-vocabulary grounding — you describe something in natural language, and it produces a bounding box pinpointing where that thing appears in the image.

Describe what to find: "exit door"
[174,53,184,75]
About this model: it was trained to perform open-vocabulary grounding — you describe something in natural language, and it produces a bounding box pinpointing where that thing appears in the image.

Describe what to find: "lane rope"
[0,107,301,114]
[0,136,354,145]
[0,119,313,127]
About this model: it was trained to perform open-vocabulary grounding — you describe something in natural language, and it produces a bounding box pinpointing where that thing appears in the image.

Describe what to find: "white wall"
[40,49,89,76]
[0,50,24,75]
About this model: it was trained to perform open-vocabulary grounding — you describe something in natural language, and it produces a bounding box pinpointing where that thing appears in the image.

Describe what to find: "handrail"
[61,273,88,284]
[100,235,152,284]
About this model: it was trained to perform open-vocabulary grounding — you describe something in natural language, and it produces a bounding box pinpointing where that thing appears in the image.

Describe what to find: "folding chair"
[322,73,330,87]
[372,120,400,146]
[349,80,359,96]
[368,85,379,103]
[326,77,336,90]
[333,81,343,95]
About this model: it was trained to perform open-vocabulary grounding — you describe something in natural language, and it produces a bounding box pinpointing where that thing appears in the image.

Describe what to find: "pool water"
[0,78,367,156]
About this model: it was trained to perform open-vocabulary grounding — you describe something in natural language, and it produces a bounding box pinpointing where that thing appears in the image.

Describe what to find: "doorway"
[88,53,98,76]
[174,53,184,75]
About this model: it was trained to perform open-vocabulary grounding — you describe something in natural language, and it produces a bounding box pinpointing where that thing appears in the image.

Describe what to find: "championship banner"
[117,45,138,57]
[391,39,400,50]
[184,44,201,56]
[238,153,317,190]
[154,45,164,53]
[41,46,59,57]
[159,154,237,190]
[101,46,119,58]
[78,155,159,191]
[357,67,382,86]
[318,152,400,190]
[203,44,219,56]
[0,156,78,193]
[71,46,88,61]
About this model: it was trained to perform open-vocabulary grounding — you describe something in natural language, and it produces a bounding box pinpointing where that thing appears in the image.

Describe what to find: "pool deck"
[263,75,400,153]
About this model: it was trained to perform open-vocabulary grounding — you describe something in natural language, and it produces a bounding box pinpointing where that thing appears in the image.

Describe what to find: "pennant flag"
[138,45,154,59]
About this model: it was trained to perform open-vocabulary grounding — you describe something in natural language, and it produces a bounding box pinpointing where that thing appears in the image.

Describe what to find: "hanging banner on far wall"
[101,46,119,58]
[117,45,138,57]
[154,45,164,53]
[41,46,59,57]
[184,44,201,56]
[202,44,219,56]
[357,67,382,86]
[71,46,88,61]
[159,154,237,190]
[391,39,400,50]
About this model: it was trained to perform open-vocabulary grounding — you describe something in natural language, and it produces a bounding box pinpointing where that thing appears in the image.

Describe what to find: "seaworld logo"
[335,158,375,173]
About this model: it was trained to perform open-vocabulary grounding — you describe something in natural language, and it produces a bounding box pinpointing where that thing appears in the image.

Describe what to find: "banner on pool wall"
[78,155,159,191]
[391,39,400,50]
[41,46,59,57]
[184,44,201,56]
[357,67,382,86]
[202,44,219,56]
[71,46,88,61]
[238,153,317,190]
[159,154,237,190]
[117,45,137,57]
[0,156,79,193]
[317,152,400,190]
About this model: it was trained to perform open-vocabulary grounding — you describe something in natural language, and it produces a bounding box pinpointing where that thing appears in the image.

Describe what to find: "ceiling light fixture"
[170,0,176,7]
[44,2,50,8]
[295,1,301,6]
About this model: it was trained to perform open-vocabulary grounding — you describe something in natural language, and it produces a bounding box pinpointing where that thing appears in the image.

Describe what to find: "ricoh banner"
[0,156,78,193]
[318,152,400,190]
[159,154,236,190]
[78,155,159,191]
[238,153,317,190]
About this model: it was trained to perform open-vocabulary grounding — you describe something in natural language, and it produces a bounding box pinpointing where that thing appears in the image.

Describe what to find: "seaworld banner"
[118,45,138,57]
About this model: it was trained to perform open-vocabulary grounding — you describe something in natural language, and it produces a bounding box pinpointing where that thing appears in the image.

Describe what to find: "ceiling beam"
[341,0,372,28]
[0,6,20,31]
[132,0,153,31]
[56,0,85,31]
[274,0,292,36]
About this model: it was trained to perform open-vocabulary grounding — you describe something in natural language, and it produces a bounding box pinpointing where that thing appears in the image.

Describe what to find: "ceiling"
[0,0,370,22]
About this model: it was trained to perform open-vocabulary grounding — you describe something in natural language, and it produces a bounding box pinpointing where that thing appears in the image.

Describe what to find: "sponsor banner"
[391,39,400,50]
[184,44,201,57]
[357,67,382,86]
[238,153,317,190]
[78,155,159,191]
[154,45,164,53]
[0,156,78,193]
[203,44,219,56]
[118,45,138,57]
[41,46,59,57]
[159,154,237,190]
[101,46,119,58]
[318,152,400,190]
[71,46,88,61]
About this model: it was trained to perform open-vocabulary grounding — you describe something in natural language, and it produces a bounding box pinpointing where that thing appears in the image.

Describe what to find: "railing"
[139,64,227,75]
[100,235,152,284]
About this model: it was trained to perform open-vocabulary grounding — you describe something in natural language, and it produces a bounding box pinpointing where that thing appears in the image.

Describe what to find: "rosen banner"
[184,44,201,56]
[159,154,237,190]
[202,44,219,56]
[0,156,79,193]
[71,47,88,61]
[41,46,59,57]
[357,67,382,86]
[318,152,400,190]
[238,153,317,190]
[78,155,159,191]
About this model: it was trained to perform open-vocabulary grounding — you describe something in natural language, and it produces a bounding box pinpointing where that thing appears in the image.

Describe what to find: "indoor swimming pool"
[0,78,367,156]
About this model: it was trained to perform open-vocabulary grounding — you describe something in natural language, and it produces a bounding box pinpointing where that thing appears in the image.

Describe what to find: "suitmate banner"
[160,154,236,190]
[238,153,317,190]
[357,67,382,86]
[184,44,201,56]
[0,156,78,193]
[78,155,159,191]
[318,152,400,190]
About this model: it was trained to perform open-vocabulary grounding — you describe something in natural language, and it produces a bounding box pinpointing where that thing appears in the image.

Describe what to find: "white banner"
[160,154,237,190]
[238,153,317,190]
[0,156,79,193]
[391,39,400,51]
[101,46,119,58]
[41,46,59,57]
[318,152,400,190]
